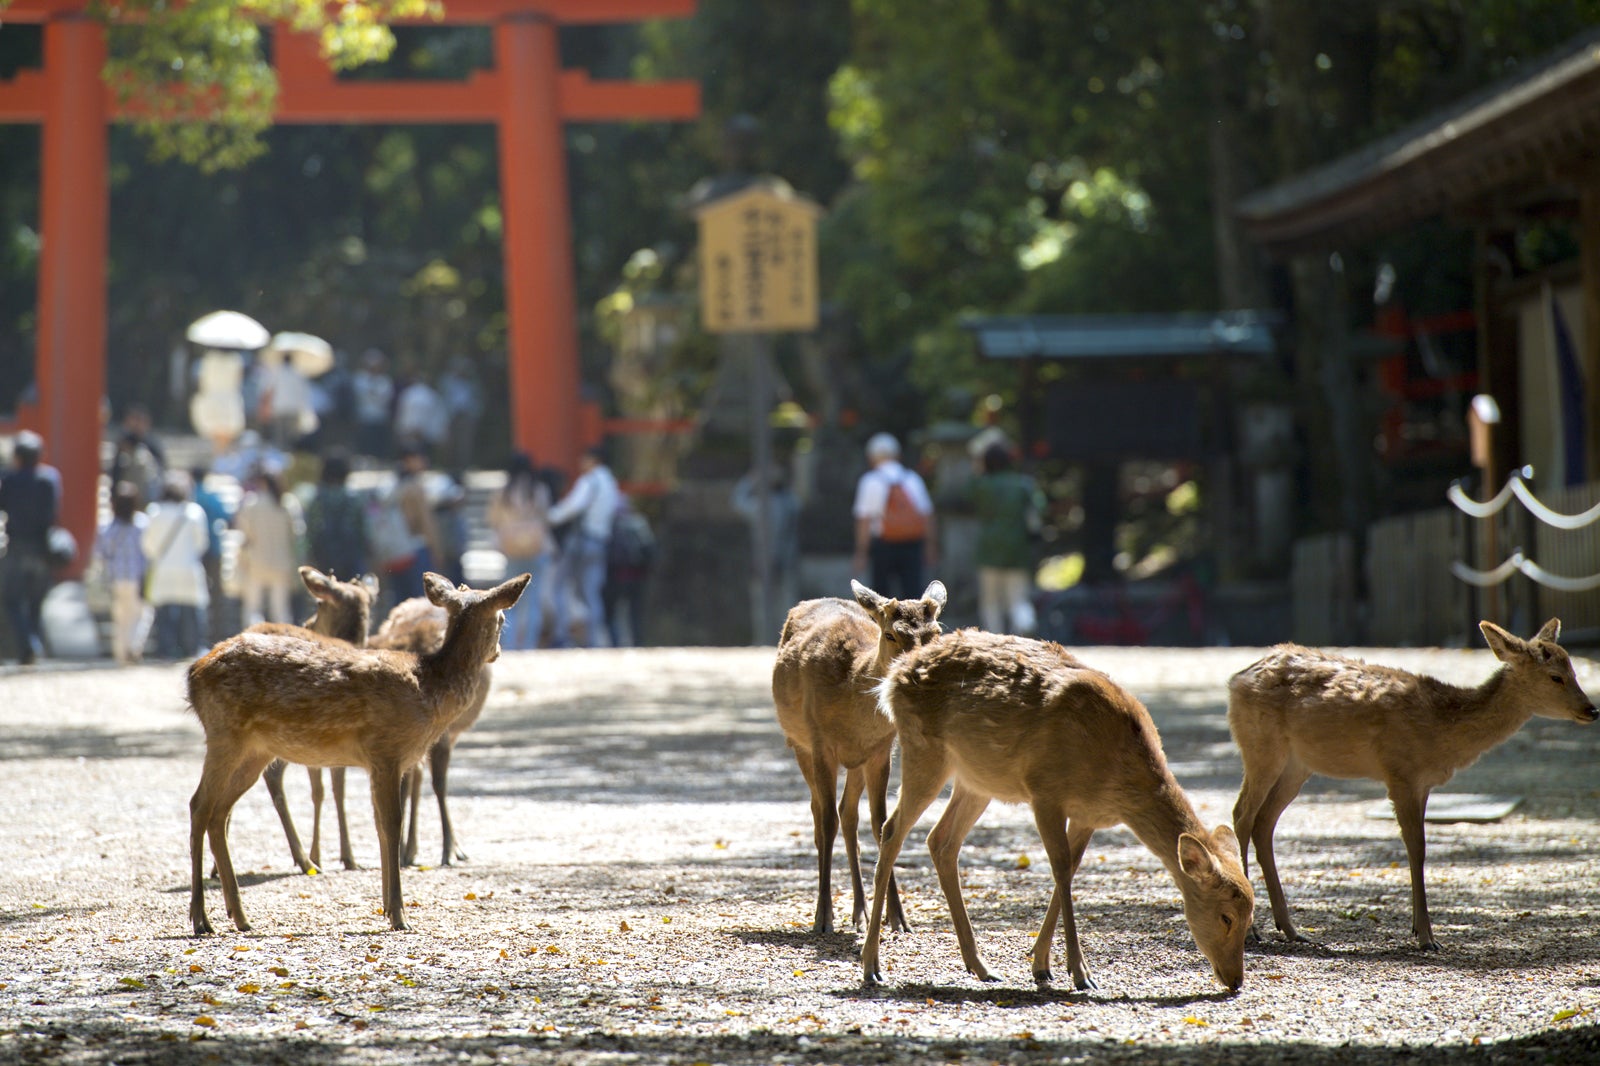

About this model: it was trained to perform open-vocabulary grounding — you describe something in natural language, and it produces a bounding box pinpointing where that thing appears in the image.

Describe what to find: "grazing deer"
[772,579,946,934]
[187,572,529,935]
[248,567,377,874]
[369,595,493,867]
[1229,618,1596,950]
[863,629,1253,992]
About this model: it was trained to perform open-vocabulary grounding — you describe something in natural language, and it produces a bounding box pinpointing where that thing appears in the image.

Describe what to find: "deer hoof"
[1073,973,1098,992]
[863,969,883,986]
[1032,968,1052,985]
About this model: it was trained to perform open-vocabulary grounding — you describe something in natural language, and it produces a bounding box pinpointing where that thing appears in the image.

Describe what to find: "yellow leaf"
[365,956,379,963]
[1554,1007,1589,1022]
[464,893,477,901]
[194,1016,217,1028]
[725,1009,744,1017]
[499,949,509,960]
[237,983,261,994]
[189,964,205,974]
[201,994,220,1006]
[1183,1016,1208,1027]
[793,970,806,977]
[620,921,632,933]
[714,840,729,850]
[294,1019,309,1030]
[269,967,289,978]
[232,945,250,952]
[119,977,147,990]
[545,945,564,955]
[1016,854,1031,869]
[183,948,197,955]
[662,917,672,924]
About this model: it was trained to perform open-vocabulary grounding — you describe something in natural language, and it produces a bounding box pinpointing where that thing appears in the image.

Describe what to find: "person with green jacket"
[972,441,1045,634]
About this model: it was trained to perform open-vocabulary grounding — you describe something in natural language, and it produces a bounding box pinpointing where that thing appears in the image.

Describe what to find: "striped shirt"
[94,515,148,584]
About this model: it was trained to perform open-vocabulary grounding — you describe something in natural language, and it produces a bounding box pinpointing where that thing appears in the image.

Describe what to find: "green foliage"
[103,0,440,172]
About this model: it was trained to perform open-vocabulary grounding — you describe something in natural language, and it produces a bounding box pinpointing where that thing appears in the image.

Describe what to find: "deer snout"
[1576,704,1598,724]
[1215,966,1243,994]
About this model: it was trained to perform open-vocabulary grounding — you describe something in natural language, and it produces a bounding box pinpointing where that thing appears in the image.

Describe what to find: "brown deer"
[863,629,1253,992]
[772,579,946,935]
[248,566,377,874]
[187,571,529,935]
[1229,618,1596,950]
[368,595,492,867]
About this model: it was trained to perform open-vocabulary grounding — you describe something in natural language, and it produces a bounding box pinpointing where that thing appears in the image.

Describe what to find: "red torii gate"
[0,0,698,566]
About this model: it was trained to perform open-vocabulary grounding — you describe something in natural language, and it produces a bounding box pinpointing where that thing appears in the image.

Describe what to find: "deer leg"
[926,783,994,981]
[1230,725,1291,883]
[401,766,423,867]
[190,749,250,936]
[431,738,466,866]
[207,754,274,933]
[1253,761,1312,942]
[369,764,408,931]
[332,768,358,870]
[1389,783,1437,950]
[1031,821,1094,986]
[839,766,868,931]
[306,767,325,871]
[862,745,951,985]
[794,745,840,933]
[864,745,910,933]
[260,759,314,874]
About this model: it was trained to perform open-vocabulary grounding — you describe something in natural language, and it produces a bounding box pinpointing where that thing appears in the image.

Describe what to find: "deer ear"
[1210,824,1242,861]
[423,572,457,607]
[299,566,333,600]
[1479,620,1524,661]
[487,572,532,611]
[852,580,889,614]
[1177,833,1223,887]
[1535,618,1562,644]
[921,580,948,613]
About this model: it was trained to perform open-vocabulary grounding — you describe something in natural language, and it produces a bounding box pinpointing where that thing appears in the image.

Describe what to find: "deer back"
[882,629,1168,813]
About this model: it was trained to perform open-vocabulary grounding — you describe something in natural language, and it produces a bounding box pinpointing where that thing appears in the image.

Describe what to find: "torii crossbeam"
[0,0,699,568]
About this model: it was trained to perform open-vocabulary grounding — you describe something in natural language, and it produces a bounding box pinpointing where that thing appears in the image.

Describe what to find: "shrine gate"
[0,0,699,565]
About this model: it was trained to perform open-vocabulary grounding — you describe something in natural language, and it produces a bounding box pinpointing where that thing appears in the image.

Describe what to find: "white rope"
[1450,550,1600,591]
[1451,553,1523,588]
[1447,480,1515,518]
[1509,478,1600,531]
[1518,557,1600,593]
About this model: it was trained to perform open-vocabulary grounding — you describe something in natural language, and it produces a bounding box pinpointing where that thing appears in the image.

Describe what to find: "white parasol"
[263,331,336,377]
[185,310,270,351]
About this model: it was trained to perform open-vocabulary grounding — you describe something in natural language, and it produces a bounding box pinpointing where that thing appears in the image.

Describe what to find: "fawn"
[369,595,493,867]
[772,579,946,934]
[248,566,377,874]
[187,572,529,934]
[1229,618,1596,950]
[863,629,1253,992]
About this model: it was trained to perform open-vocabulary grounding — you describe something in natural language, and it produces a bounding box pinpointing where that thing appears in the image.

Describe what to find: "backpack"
[364,490,417,573]
[878,474,928,543]
[608,507,656,573]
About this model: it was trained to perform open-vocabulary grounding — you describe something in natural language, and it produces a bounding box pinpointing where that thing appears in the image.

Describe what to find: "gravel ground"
[2,643,1599,1065]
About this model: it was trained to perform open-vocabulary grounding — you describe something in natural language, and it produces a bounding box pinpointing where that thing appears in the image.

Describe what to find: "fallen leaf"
[1016,854,1031,869]
[269,967,288,978]
[464,893,477,901]
[1554,1007,1589,1023]
[232,945,250,952]
[189,964,204,974]
[294,1020,309,1030]
[714,840,729,849]
[119,977,147,990]
[367,1005,385,1012]
[545,945,564,955]
[662,917,672,924]
[725,1009,744,1017]
[1183,1016,1209,1027]
[237,983,261,994]
[620,921,631,933]
[194,1016,217,1028]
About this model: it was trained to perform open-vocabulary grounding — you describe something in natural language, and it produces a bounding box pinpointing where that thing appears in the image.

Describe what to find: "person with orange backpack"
[851,432,938,600]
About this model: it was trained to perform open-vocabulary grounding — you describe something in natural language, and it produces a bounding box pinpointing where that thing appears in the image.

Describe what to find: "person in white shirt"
[851,432,938,600]
[546,449,621,648]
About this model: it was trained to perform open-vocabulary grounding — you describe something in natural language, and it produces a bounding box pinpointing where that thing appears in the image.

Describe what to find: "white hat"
[865,432,901,462]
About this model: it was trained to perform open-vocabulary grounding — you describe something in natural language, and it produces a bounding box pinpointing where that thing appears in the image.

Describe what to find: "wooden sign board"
[696,184,823,334]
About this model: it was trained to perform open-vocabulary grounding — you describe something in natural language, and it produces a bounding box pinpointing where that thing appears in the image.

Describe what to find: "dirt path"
[1,645,1598,1064]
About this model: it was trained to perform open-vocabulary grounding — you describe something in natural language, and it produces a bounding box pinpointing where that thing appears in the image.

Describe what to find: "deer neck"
[864,635,899,682]
[418,621,495,717]
[1121,766,1207,882]
[1436,667,1533,770]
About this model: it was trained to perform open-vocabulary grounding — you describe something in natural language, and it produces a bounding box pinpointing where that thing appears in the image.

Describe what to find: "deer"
[772,579,946,935]
[246,566,378,875]
[1228,618,1596,951]
[368,594,493,867]
[187,571,529,935]
[862,629,1254,992]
